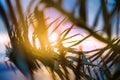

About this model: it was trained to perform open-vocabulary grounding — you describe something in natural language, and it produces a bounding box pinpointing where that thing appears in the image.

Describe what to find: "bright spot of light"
[35,38,40,49]
[53,48,58,53]
[49,33,58,43]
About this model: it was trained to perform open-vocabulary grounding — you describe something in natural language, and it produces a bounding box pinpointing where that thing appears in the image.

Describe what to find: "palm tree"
[0,0,120,80]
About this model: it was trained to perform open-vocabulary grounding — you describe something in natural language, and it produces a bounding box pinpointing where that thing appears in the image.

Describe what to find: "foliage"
[0,0,120,80]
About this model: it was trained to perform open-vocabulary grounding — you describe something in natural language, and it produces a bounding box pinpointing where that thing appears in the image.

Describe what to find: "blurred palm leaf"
[0,0,120,80]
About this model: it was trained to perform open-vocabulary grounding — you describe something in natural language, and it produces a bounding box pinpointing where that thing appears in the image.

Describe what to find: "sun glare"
[35,38,40,49]
[49,33,58,42]
[28,22,106,52]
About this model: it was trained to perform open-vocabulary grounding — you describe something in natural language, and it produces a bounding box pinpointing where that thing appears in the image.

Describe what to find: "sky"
[0,0,116,59]
[0,0,117,80]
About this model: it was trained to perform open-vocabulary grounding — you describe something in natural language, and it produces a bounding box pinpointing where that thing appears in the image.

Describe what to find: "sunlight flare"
[49,32,58,42]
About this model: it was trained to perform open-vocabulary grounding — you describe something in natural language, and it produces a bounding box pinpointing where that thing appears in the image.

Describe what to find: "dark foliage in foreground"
[0,0,120,80]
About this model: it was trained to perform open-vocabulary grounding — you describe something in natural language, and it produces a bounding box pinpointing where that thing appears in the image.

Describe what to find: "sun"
[33,32,59,49]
